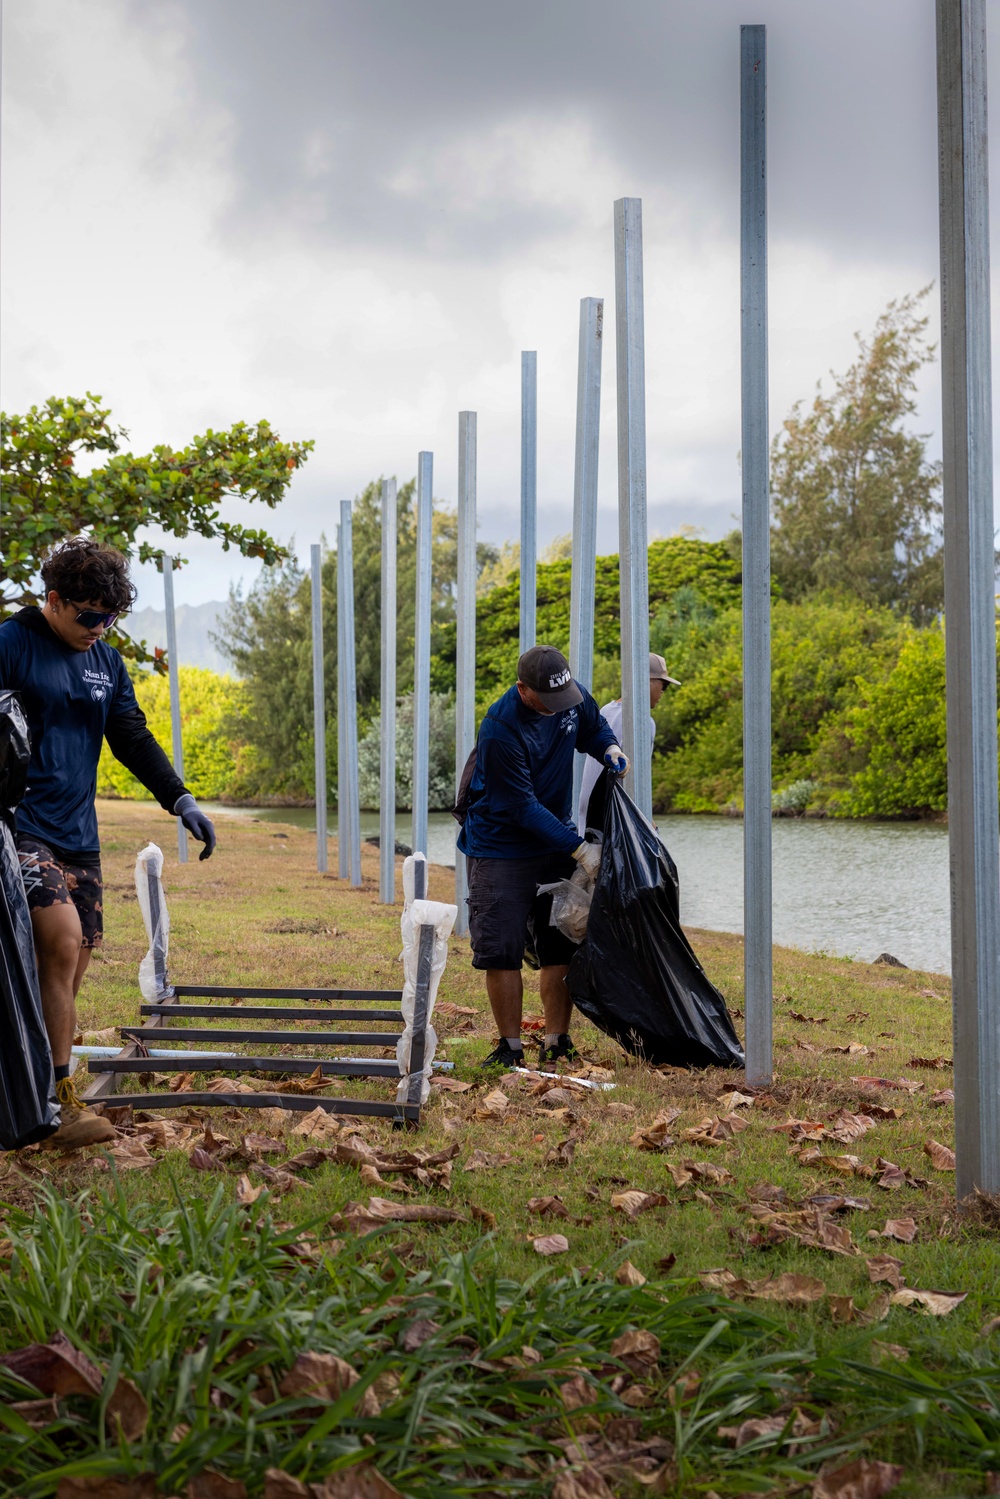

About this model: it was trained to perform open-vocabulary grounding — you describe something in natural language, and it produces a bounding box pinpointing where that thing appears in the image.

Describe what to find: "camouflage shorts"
[15,836,104,948]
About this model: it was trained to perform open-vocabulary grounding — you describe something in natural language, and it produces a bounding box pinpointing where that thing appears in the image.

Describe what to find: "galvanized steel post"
[162,558,187,863]
[336,522,349,879]
[379,479,398,903]
[310,544,328,874]
[570,297,604,813]
[340,502,362,887]
[613,199,652,820]
[741,24,773,1088]
[936,0,1000,1196]
[455,412,477,934]
[412,452,433,858]
[520,351,537,654]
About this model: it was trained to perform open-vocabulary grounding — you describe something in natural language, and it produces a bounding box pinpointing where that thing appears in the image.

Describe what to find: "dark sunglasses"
[72,606,120,630]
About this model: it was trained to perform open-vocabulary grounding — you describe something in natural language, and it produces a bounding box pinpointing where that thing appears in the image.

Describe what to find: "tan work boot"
[45,1075,116,1150]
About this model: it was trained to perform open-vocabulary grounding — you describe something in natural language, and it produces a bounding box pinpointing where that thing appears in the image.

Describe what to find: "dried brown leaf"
[462,1149,513,1172]
[399,1318,439,1352]
[263,1472,311,1499]
[187,1474,248,1499]
[278,1351,380,1415]
[528,1195,570,1218]
[532,1233,569,1255]
[812,1457,905,1498]
[890,1287,968,1316]
[609,1329,661,1367]
[57,1479,158,1499]
[610,1190,669,1221]
[923,1138,956,1171]
[0,1330,103,1397]
[866,1255,905,1290]
[106,1376,148,1442]
[828,1295,856,1324]
[930,1089,955,1107]
[881,1217,917,1243]
[614,1260,647,1287]
[312,1467,403,1499]
[550,1462,614,1499]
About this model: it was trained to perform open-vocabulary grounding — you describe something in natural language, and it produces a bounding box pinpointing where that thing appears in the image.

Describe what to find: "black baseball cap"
[517,645,583,710]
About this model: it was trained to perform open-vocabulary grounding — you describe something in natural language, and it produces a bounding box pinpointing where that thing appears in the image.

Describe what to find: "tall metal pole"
[340,502,362,887]
[741,25,773,1088]
[455,412,477,935]
[379,479,398,903]
[613,199,651,820]
[936,0,1000,1197]
[520,351,537,654]
[570,297,604,813]
[310,544,328,874]
[161,558,187,864]
[412,452,433,859]
[336,522,349,879]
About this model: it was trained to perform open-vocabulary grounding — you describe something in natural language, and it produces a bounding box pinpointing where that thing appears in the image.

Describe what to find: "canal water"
[205,805,953,976]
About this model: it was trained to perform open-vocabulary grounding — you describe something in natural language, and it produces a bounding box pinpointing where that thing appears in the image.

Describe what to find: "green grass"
[0,1182,997,1498]
[2,799,997,1496]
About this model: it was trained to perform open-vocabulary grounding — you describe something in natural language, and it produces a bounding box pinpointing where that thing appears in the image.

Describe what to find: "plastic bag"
[538,858,597,943]
[135,843,173,1001]
[567,774,745,1070]
[0,692,59,1149]
[395,879,457,1106]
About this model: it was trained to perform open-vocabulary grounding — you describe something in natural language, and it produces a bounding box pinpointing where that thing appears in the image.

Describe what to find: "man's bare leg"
[485,968,524,1040]
[30,902,84,1068]
[29,904,113,1148]
[539,964,572,1036]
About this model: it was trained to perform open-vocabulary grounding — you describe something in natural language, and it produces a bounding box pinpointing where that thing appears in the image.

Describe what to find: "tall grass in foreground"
[0,1184,997,1497]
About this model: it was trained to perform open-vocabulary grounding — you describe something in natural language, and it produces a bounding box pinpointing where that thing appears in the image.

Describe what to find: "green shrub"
[97,667,249,802]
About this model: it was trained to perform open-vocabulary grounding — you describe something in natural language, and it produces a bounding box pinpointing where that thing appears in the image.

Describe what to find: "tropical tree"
[1,392,312,667]
[770,291,943,622]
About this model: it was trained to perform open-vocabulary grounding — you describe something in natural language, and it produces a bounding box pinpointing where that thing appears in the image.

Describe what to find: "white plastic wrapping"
[395,896,457,1105]
[402,851,429,908]
[135,842,172,1001]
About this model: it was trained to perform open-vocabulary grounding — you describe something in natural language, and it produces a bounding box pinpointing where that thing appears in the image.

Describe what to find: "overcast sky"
[4,0,1000,610]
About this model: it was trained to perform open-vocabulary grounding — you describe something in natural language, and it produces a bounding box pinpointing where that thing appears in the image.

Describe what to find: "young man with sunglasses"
[0,538,216,1149]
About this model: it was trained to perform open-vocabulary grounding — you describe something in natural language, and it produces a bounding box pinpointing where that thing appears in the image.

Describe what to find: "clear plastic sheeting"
[135,843,172,1002]
[395,896,457,1106]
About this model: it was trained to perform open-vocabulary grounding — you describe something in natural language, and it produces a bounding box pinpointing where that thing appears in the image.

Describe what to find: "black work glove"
[173,793,216,860]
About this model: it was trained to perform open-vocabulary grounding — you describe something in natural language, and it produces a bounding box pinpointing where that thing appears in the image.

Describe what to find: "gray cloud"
[152,0,948,264]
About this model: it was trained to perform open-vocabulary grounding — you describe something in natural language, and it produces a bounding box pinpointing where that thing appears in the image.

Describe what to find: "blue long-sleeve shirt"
[457,683,616,859]
[0,608,187,859]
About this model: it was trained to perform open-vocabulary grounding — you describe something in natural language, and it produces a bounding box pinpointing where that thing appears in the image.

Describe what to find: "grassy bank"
[2,800,997,1498]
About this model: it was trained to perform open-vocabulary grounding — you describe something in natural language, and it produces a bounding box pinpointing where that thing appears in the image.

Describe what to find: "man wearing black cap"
[457,645,628,1070]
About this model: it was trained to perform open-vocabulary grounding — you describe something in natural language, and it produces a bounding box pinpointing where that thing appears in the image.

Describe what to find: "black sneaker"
[478,1039,525,1072]
[538,1034,579,1065]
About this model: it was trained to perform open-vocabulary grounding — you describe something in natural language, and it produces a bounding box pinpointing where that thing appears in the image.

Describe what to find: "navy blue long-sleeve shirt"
[0,608,188,860]
[457,683,616,859]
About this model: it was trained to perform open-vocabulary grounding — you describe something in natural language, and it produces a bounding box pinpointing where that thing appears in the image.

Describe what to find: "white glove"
[605,743,629,777]
[572,840,602,880]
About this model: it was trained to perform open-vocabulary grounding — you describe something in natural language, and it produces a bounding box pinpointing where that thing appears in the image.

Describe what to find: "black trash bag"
[567,774,745,1070]
[0,689,30,809]
[0,691,59,1149]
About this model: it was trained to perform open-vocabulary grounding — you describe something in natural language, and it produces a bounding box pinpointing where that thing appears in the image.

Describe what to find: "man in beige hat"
[577,653,680,835]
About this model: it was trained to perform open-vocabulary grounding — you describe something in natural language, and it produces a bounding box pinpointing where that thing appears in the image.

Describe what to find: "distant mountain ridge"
[123,601,233,675]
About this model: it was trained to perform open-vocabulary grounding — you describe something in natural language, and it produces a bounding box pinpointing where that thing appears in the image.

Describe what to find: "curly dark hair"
[40,538,137,614]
